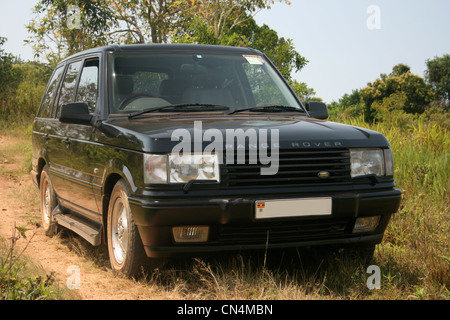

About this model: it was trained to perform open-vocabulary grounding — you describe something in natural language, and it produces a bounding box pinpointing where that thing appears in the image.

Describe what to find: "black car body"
[31,44,401,276]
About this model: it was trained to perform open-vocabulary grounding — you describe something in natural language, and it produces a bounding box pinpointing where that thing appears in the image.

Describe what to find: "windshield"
[108,52,303,115]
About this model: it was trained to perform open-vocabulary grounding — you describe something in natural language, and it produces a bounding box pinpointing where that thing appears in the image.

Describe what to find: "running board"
[51,205,102,246]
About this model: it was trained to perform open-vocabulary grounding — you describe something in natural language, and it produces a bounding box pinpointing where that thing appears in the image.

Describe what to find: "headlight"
[350,148,392,178]
[144,154,168,184]
[144,153,220,184]
[169,153,220,183]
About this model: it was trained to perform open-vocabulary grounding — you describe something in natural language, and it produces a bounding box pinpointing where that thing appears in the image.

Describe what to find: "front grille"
[220,149,351,188]
[215,218,353,245]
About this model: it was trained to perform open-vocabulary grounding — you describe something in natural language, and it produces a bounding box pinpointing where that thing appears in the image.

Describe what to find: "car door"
[48,59,83,209]
[51,57,101,222]
[32,64,65,189]
[66,57,103,222]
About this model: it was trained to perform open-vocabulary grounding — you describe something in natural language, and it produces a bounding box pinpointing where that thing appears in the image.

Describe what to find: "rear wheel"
[39,166,58,236]
[107,179,149,277]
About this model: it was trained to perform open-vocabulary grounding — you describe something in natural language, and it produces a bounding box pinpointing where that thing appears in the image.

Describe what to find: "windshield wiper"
[128,104,230,119]
[227,105,306,115]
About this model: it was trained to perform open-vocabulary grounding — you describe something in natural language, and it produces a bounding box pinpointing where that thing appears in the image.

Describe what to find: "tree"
[26,0,114,65]
[0,37,50,120]
[244,21,307,80]
[27,0,304,73]
[182,0,290,39]
[0,37,18,93]
[108,0,188,44]
[327,89,364,120]
[360,64,435,121]
[232,16,312,100]
[425,54,450,108]
[0,37,22,116]
[390,63,410,77]
[289,80,319,103]
[26,0,317,101]
[174,9,307,81]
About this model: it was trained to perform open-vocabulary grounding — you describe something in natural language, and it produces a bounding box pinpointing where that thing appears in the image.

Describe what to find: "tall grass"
[337,115,449,299]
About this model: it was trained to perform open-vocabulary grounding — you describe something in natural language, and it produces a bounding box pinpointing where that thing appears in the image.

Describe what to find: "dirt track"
[0,134,182,300]
[0,173,170,299]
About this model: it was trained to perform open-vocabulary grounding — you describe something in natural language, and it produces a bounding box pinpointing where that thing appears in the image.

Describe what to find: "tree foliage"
[26,0,113,66]
[0,37,22,95]
[1,37,23,118]
[360,64,435,122]
[425,54,450,108]
[107,0,189,44]
[26,1,304,75]
[25,0,314,101]
[1,37,51,121]
[181,0,289,39]
[329,61,449,128]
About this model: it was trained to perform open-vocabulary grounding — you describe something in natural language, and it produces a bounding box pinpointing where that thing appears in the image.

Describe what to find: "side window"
[37,66,64,118]
[57,60,83,115]
[76,59,99,113]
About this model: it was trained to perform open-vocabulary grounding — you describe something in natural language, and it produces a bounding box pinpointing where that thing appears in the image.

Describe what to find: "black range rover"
[31,44,401,277]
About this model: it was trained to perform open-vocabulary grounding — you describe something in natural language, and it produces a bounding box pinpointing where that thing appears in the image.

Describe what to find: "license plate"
[255,197,332,219]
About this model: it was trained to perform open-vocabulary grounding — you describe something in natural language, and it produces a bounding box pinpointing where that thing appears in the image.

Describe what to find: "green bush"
[0,55,51,122]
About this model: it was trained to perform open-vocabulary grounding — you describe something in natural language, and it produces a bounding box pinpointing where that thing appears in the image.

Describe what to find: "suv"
[31,44,401,277]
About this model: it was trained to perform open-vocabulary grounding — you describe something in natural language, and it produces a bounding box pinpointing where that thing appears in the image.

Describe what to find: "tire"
[107,179,148,277]
[39,165,58,237]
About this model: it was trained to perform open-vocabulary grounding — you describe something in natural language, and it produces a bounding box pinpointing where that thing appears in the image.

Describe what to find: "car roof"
[58,44,263,64]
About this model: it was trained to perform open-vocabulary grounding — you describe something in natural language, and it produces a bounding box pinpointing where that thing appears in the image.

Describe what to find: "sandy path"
[0,134,180,300]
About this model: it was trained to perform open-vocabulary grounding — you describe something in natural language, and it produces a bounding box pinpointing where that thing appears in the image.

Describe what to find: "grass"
[337,115,449,299]
[0,121,33,177]
[0,117,448,300]
[0,224,78,300]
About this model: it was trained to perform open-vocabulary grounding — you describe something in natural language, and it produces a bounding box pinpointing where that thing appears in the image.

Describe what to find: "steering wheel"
[118,93,155,110]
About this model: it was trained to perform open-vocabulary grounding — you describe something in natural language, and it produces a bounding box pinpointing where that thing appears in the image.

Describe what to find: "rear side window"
[37,66,64,118]
[57,60,83,115]
[76,59,99,113]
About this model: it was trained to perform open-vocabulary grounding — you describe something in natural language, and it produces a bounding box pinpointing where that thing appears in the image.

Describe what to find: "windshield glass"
[108,52,303,115]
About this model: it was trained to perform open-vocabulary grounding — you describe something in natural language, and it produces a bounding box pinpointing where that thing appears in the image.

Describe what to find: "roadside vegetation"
[0,224,59,300]
[1,0,448,300]
[0,124,78,300]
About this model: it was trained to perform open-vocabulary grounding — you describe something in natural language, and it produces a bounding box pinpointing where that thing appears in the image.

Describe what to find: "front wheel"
[107,179,149,277]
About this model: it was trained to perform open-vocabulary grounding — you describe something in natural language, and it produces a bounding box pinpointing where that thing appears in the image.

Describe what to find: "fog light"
[172,226,209,243]
[353,216,381,233]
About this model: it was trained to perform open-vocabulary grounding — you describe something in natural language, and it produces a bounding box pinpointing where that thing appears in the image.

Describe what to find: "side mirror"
[59,102,93,125]
[307,101,329,120]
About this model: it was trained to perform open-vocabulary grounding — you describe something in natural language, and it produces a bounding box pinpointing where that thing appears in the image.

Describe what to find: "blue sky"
[255,0,450,102]
[1,0,449,103]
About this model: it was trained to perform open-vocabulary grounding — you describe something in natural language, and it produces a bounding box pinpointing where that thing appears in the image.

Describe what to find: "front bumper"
[129,188,402,258]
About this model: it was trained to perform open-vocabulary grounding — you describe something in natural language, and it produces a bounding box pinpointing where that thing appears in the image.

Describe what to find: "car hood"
[98,114,390,152]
